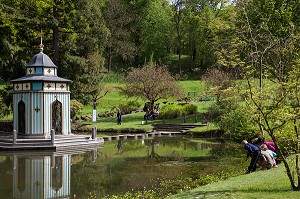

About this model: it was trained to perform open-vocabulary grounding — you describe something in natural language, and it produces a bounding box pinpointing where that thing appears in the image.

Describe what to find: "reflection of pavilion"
[1,148,98,199]
[13,154,70,199]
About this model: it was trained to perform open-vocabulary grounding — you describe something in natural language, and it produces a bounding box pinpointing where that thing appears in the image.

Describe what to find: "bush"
[209,100,258,141]
[183,103,197,115]
[118,100,141,114]
[160,103,198,119]
[70,99,83,119]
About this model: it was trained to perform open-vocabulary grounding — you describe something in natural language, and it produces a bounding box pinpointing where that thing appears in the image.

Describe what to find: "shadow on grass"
[184,188,293,199]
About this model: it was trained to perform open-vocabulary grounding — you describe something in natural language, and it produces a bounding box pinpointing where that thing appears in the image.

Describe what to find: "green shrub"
[160,103,198,119]
[118,100,141,114]
[70,99,83,119]
[183,103,198,115]
[209,100,258,141]
[160,104,182,119]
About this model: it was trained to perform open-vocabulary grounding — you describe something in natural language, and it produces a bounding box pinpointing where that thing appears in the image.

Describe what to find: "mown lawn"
[73,80,215,132]
[169,162,300,199]
[78,110,218,134]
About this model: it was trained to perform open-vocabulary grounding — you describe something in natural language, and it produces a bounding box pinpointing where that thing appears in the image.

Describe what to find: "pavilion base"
[0,134,104,151]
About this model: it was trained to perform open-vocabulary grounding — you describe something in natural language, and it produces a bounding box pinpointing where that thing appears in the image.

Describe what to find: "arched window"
[18,101,25,134]
[52,100,62,134]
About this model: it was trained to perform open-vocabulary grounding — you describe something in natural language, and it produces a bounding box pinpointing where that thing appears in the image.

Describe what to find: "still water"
[0,136,246,198]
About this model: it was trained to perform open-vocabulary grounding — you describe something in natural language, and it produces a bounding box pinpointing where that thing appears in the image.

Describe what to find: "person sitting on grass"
[260,144,278,168]
[258,149,274,170]
[241,140,261,174]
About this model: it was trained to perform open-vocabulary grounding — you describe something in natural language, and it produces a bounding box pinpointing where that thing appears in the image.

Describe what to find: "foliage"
[216,0,300,191]
[160,104,183,119]
[125,62,182,111]
[103,0,136,71]
[70,99,84,119]
[0,0,237,83]
[0,99,9,119]
[0,84,12,118]
[202,68,233,98]
[140,0,173,60]
[209,100,258,141]
[160,103,197,119]
[70,52,109,106]
[117,100,142,115]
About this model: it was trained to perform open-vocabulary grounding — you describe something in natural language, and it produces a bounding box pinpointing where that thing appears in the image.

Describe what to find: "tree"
[171,0,184,74]
[125,61,182,111]
[68,52,109,107]
[217,0,300,190]
[140,0,173,61]
[103,0,136,71]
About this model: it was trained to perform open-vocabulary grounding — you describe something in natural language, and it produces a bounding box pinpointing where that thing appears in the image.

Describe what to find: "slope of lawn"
[169,163,300,199]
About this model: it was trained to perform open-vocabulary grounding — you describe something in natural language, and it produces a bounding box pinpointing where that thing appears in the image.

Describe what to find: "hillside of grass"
[169,163,300,199]
[81,80,209,117]
[73,80,216,133]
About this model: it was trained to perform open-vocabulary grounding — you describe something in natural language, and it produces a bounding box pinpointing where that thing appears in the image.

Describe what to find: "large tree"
[103,0,136,71]
[125,61,182,111]
[140,0,173,61]
[217,0,300,190]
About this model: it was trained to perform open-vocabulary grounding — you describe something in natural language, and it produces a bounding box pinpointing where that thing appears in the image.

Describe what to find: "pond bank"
[169,162,299,199]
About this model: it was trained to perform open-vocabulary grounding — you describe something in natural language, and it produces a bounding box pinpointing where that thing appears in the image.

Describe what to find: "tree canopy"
[125,62,182,111]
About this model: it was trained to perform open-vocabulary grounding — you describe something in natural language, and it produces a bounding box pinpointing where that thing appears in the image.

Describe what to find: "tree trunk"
[269,133,300,190]
[150,100,155,112]
[178,37,182,74]
[108,45,112,72]
[189,47,195,72]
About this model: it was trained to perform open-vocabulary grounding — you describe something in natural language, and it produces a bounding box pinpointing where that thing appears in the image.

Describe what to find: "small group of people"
[143,103,160,120]
[241,137,278,174]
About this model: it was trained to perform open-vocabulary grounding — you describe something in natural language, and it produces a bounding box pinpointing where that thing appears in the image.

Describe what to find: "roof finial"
[39,29,44,52]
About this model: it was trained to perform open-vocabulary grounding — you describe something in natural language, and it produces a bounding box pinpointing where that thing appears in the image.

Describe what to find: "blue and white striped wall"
[13,155,71,199]
[13,92,71,136]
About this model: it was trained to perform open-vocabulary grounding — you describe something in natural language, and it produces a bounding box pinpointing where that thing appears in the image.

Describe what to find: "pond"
[0,136,247,198]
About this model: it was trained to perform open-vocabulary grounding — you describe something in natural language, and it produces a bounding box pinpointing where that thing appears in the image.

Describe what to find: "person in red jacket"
[253,137,276,152]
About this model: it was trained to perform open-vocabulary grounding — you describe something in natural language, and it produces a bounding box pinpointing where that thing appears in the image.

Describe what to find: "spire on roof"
[39,29,44,52]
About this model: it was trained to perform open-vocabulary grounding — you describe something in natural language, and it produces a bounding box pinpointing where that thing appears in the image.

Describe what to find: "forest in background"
[0,1,236,83]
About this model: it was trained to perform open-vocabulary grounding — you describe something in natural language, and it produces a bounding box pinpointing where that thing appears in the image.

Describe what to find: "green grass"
[77,80,213,132]
[81,80,208,116]
[169,163,300,199]
[79,111,212,133]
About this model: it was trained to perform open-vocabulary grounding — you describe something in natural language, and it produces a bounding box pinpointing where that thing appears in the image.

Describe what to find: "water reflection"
[0,149,97,199]
[0,137,246,198]
[13,154,70,199]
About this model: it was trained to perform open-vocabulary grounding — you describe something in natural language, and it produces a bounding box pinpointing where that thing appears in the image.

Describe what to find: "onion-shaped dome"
[26,51,57,68]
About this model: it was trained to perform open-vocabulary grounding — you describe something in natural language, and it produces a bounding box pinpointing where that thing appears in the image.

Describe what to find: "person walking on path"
[241,140,261,174]
[117,108,122,125]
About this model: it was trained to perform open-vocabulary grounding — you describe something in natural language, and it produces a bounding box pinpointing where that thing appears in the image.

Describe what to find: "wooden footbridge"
[103,124,204,141]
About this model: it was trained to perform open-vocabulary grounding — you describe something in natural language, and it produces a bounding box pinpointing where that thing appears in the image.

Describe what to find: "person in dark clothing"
[117,109,122,125]
[241,140,261,174]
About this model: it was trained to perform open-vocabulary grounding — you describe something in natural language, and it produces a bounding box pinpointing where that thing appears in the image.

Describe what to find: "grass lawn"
[78,111,218,133]
[169,163,300,199]
[74,80,214,133]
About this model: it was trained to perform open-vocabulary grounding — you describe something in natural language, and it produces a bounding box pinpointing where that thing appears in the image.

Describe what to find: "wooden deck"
[0,134,104,151]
